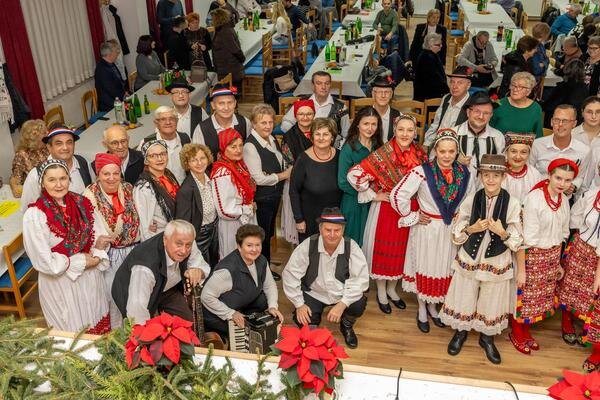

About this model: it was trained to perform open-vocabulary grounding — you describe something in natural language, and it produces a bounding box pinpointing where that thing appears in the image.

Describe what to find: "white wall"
[415,0,436,16]
[523,0,543,18]
[193,0,213,26]
[110,0,150,79]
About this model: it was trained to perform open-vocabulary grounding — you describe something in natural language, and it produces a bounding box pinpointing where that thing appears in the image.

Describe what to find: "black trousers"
[196,219,219,268]
[203,292,268,341]
[156,285,193,322]
[255,194,282,263]
[293,292,367,326]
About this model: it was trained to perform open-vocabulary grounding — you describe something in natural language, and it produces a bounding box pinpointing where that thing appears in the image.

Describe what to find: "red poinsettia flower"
[490,93,500,102]
[548,370,600,400]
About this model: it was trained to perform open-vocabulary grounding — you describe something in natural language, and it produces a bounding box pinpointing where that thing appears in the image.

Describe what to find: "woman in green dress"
[338,107,384,246]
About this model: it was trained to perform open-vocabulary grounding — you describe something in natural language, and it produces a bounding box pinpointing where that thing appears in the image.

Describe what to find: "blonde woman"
[10,119,49,198]
[272,1,292,45]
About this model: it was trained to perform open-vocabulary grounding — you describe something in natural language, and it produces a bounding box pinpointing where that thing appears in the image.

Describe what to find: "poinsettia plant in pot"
[547,369,600,399]
[125,312,200,371]
[272,325,348,400]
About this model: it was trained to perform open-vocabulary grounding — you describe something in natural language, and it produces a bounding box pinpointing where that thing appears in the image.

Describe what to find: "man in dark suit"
[166,76,208,140]
[94,42,127,112]
[96,125,144,185]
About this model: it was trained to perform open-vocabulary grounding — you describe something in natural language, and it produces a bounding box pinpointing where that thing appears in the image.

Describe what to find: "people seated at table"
[95,41,127,112]
[491,72,544,138]
[139,106,190,183]
[542,60,588,127]
[84,153,140,329]
[10,119,48,198]
[193,84,252,161]
[21,126,93,212]
[134,139,181,240]
[236,0,261,19]
[134,35,165,91]
[554,36,583,77]
[551,4,582,37]
[157,0,185,48]
[112,219,210,325]
[530,23,551,97]
[573,95,600,146]
[212,8,246,92]
[281,71,350,147]
[210,127,257,258]
[530,105,592,195]
[441,154,522,365]
[584,36,600,96]
[282,207,369,348]
[23,159,111,334]
[166,76,208,140]
[207,0,239,26]
[491,0,515,14]
[370,77,400,142]
[175,144,219,268]
[423,66,472,152]
[409,9,447,67]
[93,125,144,185]
[373,0,399,51]
[166,16,192,70]
[185,12,214,71]
[290,118,341,243]
[201,224,283,342]
[283,0,310,31]
[457,31,498,89]
[497,35,539,98]
[271,1,293,46]
[243,104,291,278]
[455,92,505,170]
[413,33,449,101]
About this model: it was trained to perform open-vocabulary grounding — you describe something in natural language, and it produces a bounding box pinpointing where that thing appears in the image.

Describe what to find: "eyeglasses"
[189,157,206,164]
[589,46,600,51]
[510,84,531,91]
[146,151,168,160]
[156,117,178,123]
[108,139,128,147]
[171,90,189,96]
[551,118,576,125]
[372,89,392,96]
[469,109,492,117]
[296,112,315,117]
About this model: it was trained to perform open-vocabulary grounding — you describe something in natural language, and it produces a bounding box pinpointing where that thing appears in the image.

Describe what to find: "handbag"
[190,60,207,83]
[273,71,297,93]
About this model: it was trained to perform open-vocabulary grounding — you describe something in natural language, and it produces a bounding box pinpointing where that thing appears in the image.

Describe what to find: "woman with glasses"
[497,35,539,98]
[133,140,180,240]
[409,9,447,66]
[490,71,544,138]
[572,96,600,146]
[413,33,449,101]
[584,36,600,96]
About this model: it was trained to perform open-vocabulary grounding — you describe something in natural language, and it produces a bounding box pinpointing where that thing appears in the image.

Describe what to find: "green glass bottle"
[143,94,150,115]
[325,42,330,62]
[357,17,362,35]
[128,99,137,124]
[133,94,142,118]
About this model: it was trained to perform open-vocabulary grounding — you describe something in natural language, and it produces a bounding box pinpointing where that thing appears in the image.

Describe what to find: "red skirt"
[371,199,416,279]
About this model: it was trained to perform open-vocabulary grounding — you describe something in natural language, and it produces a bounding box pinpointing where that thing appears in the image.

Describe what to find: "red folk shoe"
[509,332,531,355]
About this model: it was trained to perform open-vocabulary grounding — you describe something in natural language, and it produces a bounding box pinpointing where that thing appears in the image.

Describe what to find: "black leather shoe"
[416,315,430,333]
[340,320,358,348]
[479,334,501,364]
[271,270,281,281]
[377,299,392,314]
[387,295,406,310]
[447,330,468,356]
[427,309,446,328]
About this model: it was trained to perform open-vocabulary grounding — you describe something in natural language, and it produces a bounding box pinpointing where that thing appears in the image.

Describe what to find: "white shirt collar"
[211,114,239,131]
[177,104,191,119]
[250,129,276,147]
[317,235,345,257]
[165,250,176,269]
[310,94,334,107]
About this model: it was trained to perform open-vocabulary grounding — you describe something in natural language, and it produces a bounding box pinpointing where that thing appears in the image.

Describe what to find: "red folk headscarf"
[293,99,315,117]
[94,152,125,215]
[530,158,580,192]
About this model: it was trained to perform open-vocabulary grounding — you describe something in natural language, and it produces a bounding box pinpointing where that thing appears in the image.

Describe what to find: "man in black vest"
[423,65,472,153]
[280,71,350,149]
[112,219,210,325]
[192,84,251,162]
[438,154,521,365]
[95,125,144,185]
[166,76,208,140]
[282,208,369,348]
[20,126,93,211]
[201,224,283,342]
[370,77,401,142]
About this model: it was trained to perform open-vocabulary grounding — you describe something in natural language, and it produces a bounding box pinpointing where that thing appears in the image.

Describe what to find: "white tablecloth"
[342,1,383,27]
[294,27,376,97]
[76,81,208,163]
[0,186,24,277]
[236,19,276,64]
[460,0,516,30]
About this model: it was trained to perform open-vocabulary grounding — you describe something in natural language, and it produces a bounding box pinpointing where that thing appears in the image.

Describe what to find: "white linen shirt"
[423,93,469,147]
[191,114,253,145]
[243,130,284,186]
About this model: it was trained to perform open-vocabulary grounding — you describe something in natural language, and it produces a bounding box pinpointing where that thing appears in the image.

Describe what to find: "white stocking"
[417,298,428,322]
[386,280,400,300]
[376,279,388,304]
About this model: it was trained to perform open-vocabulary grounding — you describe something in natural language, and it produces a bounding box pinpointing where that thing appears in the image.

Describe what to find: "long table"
[460,0,516,30]
[0,186,23,277]
[294,27,376,97]
[342,1,383,27]
[236,19,276,64]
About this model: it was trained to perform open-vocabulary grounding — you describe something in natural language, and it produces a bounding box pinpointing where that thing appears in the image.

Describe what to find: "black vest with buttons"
[463,188,510,259]
[211,249,268,311]
[245,134,285,201]
[301,235,351,292]
[200,113,248,162]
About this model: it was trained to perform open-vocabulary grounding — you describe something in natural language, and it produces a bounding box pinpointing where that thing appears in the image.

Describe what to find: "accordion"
[228,312,280,354]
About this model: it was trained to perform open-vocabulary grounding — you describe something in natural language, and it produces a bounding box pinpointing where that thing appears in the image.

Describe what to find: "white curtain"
[21,0,96,101]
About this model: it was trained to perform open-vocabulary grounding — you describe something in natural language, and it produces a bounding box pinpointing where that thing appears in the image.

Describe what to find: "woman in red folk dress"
[347,114,428,313]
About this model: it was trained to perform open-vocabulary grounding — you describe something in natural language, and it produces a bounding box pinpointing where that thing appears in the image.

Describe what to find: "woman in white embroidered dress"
[501,132,542,204]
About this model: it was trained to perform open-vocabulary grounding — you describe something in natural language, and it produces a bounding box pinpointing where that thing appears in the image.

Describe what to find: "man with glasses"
[457,31,498,88]
[94,125,144,185]
[455,92,505,169]
[423,66,472,153]
[166,77,208,140]
[370,77,400,142]
[530,104,592,196]
[139,106,191,184]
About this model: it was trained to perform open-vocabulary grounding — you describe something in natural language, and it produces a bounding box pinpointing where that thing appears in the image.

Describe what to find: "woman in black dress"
[185,12,214,71]
[289,118,342,243]
[413,32,449,101]
[282,99,315,163]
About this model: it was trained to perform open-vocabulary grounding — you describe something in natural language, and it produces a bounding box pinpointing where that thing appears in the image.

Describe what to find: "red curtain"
[85,0,105,62]
[185,0,193,13]
[0,0,44,119]
[146,0,161,47]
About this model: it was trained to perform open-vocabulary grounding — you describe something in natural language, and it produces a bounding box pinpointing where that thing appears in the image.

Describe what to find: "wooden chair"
[520,12,529,33]
[279,96,300,115]
[423,97,442,126]
[295,25,307,65]
[451,40,463,71]
[325,10,335,39]
[396,0,410,29]
[350,98,374,119]
[330,80,343,99]
[243,32,274,101]
[218,73,233,87]
[0,234,38,319]
[273,30,293,66]
[44,105,65,128]
[543,128,553,137]
[81,89,98,128]
[340,4,348,21]
[128,71,137,93]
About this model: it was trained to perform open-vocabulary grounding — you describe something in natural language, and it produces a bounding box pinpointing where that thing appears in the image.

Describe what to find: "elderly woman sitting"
[491,71,544,138]
[10,119,49,197]
[413,32,449,101]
